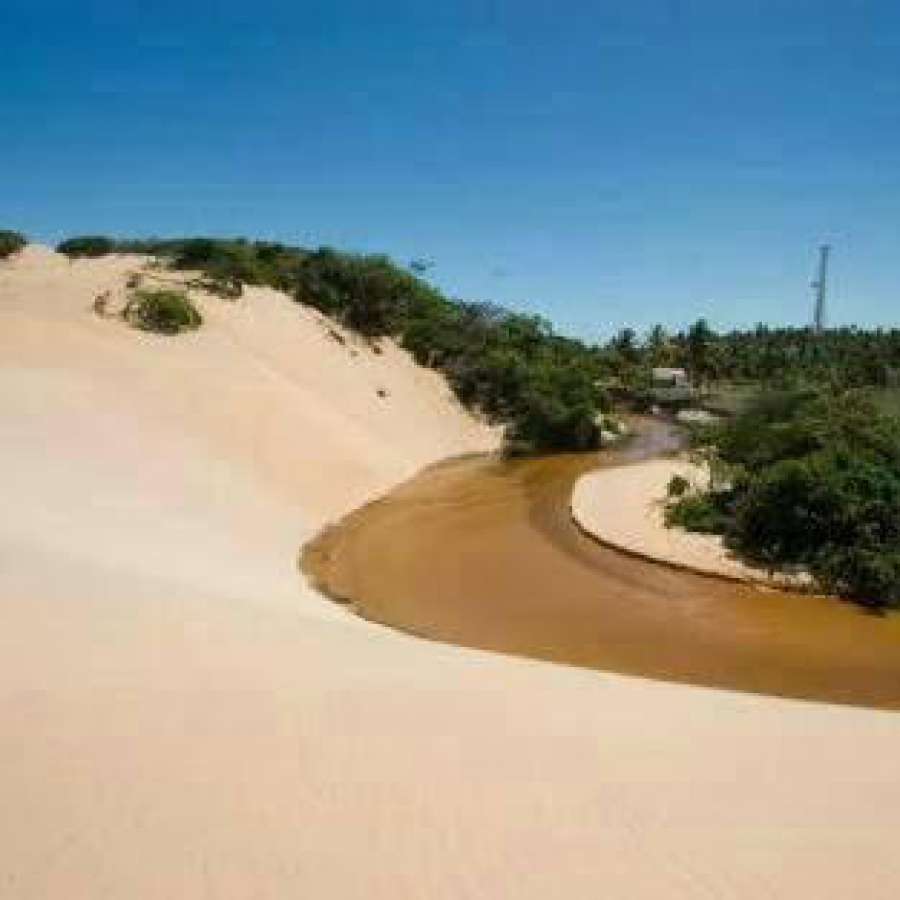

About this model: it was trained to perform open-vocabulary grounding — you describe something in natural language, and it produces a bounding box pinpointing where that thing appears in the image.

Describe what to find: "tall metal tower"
[811,244,830,334]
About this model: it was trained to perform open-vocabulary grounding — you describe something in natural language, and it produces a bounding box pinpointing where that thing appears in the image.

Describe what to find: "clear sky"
[3,1,899,338]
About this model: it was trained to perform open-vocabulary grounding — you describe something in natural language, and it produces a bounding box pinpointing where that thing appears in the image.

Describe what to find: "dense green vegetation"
[600,319,900,400]
[708,326,900,389]
[124,289,202,335]
[55,235,607,452]
[669,390,900,608]
[873,387,900,418]
[58,236,116,258]
[0,229,27,259]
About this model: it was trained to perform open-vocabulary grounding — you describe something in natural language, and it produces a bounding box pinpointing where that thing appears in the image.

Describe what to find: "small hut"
[650,367,694,404]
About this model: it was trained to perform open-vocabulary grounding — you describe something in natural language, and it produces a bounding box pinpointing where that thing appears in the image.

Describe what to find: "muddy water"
[303,421,900,710]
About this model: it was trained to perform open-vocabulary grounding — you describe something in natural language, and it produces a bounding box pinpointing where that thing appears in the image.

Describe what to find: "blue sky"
[3,1,899,338]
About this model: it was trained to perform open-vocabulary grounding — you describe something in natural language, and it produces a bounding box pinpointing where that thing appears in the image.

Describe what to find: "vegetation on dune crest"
[0,229,27,259]
[54,234,608,452]
[57,235,116,258]
[668,390,900,608]
[52,232,900,460]
[53,234,900,393]
[124,289,202,335]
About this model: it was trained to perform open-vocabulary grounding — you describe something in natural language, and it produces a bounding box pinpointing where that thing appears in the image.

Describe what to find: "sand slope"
[2,247,899,899]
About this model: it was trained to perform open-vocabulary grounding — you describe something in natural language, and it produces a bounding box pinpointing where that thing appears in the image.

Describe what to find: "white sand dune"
[2,246,899,899]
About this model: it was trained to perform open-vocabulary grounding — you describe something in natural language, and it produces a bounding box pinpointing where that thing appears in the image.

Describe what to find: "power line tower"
[811,244,830,334]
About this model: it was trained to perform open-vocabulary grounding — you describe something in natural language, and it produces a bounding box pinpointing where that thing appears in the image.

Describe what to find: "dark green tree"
[0,230,27,259]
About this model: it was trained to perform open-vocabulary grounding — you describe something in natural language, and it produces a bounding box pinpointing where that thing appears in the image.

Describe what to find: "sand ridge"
[2,246,899,899]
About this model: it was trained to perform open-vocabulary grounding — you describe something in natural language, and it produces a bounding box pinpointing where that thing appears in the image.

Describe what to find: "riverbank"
[303,423,900,709]
[571,455,808,586]
[4,248,900,899]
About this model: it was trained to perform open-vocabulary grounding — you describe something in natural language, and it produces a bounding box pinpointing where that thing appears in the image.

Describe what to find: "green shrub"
[295,247,439,337]
[665,492,729,534]
[189,275,243,299]
[0,230,27,259]
[507,361,600,453]
[57,235,115,258]
[731,450,900,603]
[667,474,690,497]
[815,546,900,609]
[125,289,202,334]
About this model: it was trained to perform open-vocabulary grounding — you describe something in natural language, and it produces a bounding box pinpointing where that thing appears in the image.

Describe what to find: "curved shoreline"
[301,422,900,711]
[570,457,809,589]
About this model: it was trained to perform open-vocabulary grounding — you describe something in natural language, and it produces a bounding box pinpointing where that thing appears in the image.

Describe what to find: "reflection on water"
[303,419,900,710]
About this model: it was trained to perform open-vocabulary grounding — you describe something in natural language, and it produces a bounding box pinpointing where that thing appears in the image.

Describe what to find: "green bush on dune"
[665,491,730,534]
[57,235,116,258]
[125,289,202,335]
[0,229,27,259]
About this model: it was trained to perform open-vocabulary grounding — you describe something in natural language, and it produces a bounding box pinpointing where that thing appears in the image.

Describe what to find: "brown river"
[303,420,900,710]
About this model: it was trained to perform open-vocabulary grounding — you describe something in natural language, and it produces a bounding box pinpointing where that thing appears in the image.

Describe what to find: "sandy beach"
[3,247,900,898]
[571,456,807,585]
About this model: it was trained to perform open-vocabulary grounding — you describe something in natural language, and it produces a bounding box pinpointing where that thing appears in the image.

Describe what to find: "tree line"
[0,229,27,259]
[599,318,900,399]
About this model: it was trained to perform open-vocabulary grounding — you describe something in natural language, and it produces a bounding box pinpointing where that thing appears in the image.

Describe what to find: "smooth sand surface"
[2,247,900,898]
[572,457,806,585]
